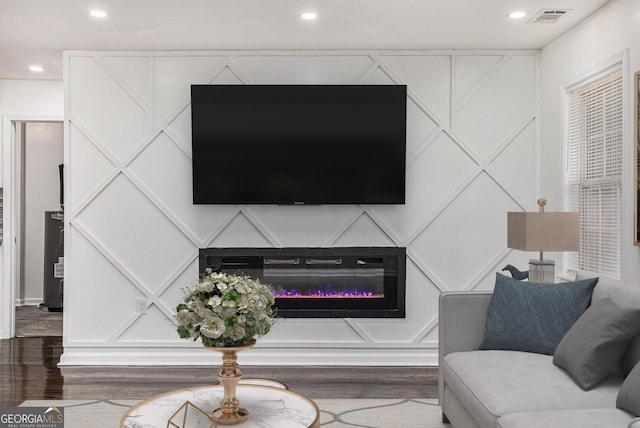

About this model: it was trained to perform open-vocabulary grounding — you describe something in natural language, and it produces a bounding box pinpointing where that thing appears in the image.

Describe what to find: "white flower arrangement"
[176,269,277,347]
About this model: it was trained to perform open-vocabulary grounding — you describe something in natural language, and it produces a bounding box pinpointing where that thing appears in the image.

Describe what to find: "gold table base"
[208,341,255,425]
[211,407,248,425]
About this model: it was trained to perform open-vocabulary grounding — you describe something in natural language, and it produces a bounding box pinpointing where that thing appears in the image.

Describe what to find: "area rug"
[21,398,447,427]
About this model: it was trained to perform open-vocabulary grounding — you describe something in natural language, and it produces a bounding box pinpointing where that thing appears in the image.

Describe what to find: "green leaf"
[202,336,216,347]
[177,325,191,339]
[222,289,240,303]
[225,315,238,329]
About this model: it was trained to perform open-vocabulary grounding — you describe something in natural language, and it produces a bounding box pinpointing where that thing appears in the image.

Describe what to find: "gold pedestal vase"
[208,341,255,425]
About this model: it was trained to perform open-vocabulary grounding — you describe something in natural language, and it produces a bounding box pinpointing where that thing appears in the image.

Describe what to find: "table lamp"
[507,198,579,283]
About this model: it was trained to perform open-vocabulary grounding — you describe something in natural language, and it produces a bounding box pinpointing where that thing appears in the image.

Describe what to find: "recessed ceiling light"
[89,9,107,18]
[509,11,526,19]
[301,12,317,20]
[29,65,43,73]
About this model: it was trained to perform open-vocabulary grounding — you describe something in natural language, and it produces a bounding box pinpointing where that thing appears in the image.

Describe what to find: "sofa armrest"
[438,291,493,405]
[439,291,493,359]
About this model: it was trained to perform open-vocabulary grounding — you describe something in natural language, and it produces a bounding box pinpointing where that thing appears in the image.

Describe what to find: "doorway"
[13,121,63,337]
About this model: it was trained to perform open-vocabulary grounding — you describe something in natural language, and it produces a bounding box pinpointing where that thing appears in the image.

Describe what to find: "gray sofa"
[439,271,640,428]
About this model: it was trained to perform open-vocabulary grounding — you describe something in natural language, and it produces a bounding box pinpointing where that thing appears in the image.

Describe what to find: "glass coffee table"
[120,380,320,428]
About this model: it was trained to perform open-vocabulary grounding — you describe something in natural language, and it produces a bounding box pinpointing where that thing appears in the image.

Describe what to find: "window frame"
[563,55,625,279]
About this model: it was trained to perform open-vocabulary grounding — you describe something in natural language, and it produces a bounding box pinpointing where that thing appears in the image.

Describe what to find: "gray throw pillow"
[479,273,597,355]
[618,361,640,416]
[553,297,640,390]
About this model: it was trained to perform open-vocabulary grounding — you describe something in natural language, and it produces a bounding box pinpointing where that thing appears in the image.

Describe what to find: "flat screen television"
[191,84,407,205]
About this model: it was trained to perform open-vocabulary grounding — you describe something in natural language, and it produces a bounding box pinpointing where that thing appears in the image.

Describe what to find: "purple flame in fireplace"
[273,283,384,299]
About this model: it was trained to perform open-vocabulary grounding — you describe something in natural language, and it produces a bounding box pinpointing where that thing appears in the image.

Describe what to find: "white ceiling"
[0,0,611,81]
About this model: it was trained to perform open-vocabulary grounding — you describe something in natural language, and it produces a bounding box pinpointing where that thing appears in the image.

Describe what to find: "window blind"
[566,66,623,278]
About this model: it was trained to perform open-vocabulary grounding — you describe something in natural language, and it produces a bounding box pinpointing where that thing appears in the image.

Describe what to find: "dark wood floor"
[0,336,439,406]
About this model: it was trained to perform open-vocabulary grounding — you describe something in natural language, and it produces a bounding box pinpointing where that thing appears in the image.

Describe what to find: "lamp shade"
[507,211,579,252]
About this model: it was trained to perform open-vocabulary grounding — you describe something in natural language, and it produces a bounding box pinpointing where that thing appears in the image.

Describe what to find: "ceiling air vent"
[528,9,570,24]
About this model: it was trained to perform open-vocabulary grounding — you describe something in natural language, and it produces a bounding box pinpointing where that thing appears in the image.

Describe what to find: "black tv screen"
[191,84,407,204]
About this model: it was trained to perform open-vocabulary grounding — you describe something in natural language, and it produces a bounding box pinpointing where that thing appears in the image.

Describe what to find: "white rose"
[176,310,191,325]
[200,317,226,339]
[200,278,214,292]
[222,299,236,308]
[207,295,222,307]
[228,325,246,342]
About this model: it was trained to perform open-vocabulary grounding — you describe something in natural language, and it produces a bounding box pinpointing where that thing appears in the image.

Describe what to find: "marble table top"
[120,383,320,428]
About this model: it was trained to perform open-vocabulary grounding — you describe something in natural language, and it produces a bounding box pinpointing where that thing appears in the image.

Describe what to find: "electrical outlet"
[136,298,147,314]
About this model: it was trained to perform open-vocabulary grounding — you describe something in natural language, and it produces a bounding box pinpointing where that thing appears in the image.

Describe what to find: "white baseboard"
[14,298,43,306]
[58,346,438,366]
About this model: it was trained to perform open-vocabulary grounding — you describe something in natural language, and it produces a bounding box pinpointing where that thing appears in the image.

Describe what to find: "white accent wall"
[61,50,539,366]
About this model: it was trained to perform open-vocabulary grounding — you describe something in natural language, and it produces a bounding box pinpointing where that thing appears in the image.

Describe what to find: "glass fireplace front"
[199,247,406,318]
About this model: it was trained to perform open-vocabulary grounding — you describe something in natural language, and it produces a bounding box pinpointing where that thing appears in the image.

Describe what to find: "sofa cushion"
[576,271,640,376]
[497,408,636,428]
[578,271,640,307]
[618,362,640,416]
[553,297,640,390]
[479,273,597,355]
[442,350,622,428]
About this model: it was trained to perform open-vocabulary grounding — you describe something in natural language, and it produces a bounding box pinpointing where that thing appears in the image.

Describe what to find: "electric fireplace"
[199,247,406,318]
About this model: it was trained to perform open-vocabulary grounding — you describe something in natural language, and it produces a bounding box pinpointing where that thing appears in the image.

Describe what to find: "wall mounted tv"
[191,84,407,205]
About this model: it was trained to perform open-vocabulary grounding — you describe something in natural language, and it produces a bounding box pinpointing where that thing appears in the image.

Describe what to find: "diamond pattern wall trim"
[61,51,539,366]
